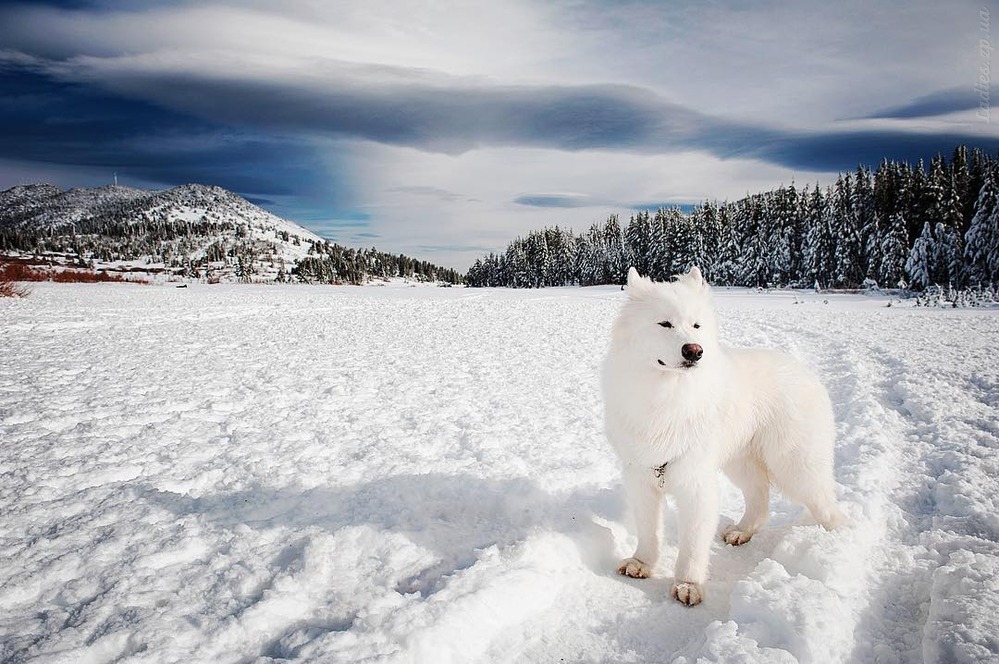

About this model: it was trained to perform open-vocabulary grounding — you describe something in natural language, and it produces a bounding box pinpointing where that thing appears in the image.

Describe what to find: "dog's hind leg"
[762,430,847,532]
[777,463,846,530]
[721,455,770,545]
[617,465,663,579]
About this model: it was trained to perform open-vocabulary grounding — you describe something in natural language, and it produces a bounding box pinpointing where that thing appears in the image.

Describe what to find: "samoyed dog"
[603,266,844,606]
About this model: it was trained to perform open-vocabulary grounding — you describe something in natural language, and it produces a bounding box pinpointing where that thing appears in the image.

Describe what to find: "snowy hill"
[1,284,996,663]
[149,184,325,244]
[0,183,461,284]
[0,183,153,229]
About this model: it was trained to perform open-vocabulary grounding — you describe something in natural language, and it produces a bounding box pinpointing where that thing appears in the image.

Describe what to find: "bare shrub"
[0,262,32,297]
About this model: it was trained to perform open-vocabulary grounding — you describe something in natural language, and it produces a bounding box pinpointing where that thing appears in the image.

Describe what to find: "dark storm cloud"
[626,202,699,214]
[515,194,699,212]
[513,194,599,208]
[862,88,981,120]
[0,64,338,198]
[388,186,479,203]
[756,130,998,172]
[3,52,997,197]
[82,63,691,154]
[40,58,997,173]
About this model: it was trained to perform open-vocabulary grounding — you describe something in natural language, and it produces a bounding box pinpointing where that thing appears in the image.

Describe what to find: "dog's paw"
[722,524,754,546]
[671,581,703,606]
[617,557,652,578]
[818,506,849,531]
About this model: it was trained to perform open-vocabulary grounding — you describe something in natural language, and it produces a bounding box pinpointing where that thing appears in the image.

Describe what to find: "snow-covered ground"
[1,283,996,664]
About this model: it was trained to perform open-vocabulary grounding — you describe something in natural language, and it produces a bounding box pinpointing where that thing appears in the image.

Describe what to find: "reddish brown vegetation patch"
[0,262,33,297]
[0,259,149,290]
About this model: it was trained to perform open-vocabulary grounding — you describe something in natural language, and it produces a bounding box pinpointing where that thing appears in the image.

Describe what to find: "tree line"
[465,146,999,290]
[293,241,463,285]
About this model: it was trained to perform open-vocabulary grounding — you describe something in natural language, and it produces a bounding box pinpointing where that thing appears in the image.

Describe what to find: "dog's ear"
[627,267,652,298]
[685,265,708,290]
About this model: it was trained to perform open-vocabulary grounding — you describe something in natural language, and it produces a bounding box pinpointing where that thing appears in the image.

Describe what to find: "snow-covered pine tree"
[833,173,865,287]
[966,147,991,227]
[802,184,834,288]
[603,214,627,285]
[913,157,948,259]
[572,234,590,286]
[581,223,606,286]
[691,201,723,283]
[668,211,699,278]
[647,208,671,281]
[852,166,876,283]
[964,167,999,286]
[906,161,929,242]
[625,211,653,277]
[942,172,967,287]
[713,203,741,286]
[505,239,529,288]
[932,222,960,287]
[950,145,973,235]
[879,212,910,288]
[863,213,885,287]
[769,184,801,286]
[732,196,764,286]
[906,222,935,290]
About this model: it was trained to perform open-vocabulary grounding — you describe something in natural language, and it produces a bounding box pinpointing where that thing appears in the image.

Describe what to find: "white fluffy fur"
[603,266,845,606]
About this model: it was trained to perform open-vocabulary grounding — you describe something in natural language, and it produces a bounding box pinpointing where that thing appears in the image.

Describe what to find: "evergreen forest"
[465,146,999,290]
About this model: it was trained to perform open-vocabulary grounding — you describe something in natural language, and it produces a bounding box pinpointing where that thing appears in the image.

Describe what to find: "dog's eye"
[658,321,673,328]
[693,323,701,329]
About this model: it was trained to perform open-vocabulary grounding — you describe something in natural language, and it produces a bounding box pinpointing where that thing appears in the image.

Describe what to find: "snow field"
[1,283,997,663]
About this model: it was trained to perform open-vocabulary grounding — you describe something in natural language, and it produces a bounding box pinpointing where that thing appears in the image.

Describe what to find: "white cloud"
[338,141,835,269]
[551,0,986,126]
[2,1,564,80]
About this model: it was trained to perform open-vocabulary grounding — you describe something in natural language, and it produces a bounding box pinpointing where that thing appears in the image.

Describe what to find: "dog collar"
[653,462,668,487]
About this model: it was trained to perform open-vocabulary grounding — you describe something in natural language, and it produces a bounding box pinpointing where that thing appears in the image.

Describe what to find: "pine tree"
[906,222,935,289]
[713,203,741,286]
[965,167,999,286]
[932,222,959,287]
[769,185,801,285]
[603,214,627,285]
[879,212,910,288]
[647,208,670,281]
[625,211,654,277]
[668,212,698,277]
[852,166,876,281]
[802,185,834,288]
[951,145,973,235]
[864,214,885,286]
[833,174,865,286]
[692,201,723,283]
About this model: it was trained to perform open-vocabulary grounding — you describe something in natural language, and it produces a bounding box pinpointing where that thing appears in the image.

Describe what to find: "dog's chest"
[608,391,714,465]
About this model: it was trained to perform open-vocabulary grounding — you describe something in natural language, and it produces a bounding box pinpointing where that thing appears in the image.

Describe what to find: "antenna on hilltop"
[114,172,118,186]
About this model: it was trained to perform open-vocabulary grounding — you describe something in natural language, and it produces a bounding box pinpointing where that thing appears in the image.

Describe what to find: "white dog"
[603,266,844,606]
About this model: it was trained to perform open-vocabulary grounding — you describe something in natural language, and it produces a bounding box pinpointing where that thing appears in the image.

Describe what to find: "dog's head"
[613,266,720,374]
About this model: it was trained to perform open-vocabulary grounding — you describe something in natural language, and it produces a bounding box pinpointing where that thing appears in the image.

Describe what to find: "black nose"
[682,343,703,362]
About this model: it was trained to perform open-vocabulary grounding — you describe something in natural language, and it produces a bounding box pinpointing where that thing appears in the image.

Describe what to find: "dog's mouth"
[658,359,698,370]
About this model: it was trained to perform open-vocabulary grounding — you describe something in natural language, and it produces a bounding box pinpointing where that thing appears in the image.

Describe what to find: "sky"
[0,1,996,270]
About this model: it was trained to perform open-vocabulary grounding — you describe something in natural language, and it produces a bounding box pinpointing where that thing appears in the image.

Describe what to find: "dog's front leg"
[671,472,719,606]
[617,464,663,579]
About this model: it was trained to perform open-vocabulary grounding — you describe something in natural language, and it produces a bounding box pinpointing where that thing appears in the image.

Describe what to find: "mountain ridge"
[0,183,462,284]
